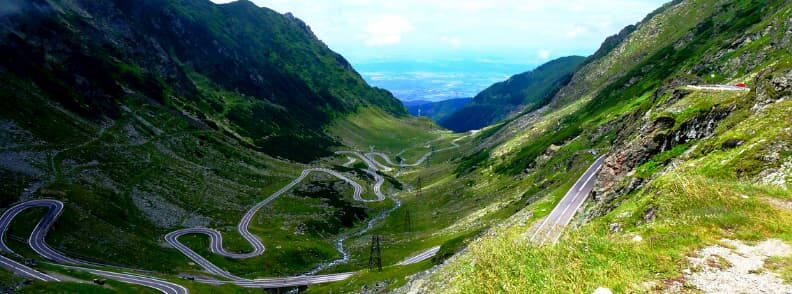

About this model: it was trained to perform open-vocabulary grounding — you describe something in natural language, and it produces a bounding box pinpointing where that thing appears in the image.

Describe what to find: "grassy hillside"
[2,0,791,293]
[0,0,444,292]
[410,86,792,293]
[0,0,406,163]
[402,0,792,292]
[329,108,443,156]
[441,56,585,132]
[406,98,473,123]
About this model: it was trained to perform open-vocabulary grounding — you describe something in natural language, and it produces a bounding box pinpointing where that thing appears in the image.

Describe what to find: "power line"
[404,210,412,232]
[368,235,382,272]
[416,177,423,197]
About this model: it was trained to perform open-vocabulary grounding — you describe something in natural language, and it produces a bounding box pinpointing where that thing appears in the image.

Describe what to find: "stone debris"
[686,239,792,294]
[593,287,613,294]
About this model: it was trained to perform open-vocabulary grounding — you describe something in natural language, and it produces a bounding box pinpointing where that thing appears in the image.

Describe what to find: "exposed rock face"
[0,0,407,162]
[593,96,733,208]
[754,67,792,111]
[591,72,791,216]
[131,187,211,228]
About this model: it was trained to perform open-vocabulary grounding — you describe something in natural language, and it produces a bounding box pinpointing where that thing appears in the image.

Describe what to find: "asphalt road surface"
[397,246,441,266]
[684,85,750,91]
[529,156,606,245]
[364,131,474,169]
[0,135,473,290]
[0,255,59,282]
[165,167,383,285]
[0,199,189,294]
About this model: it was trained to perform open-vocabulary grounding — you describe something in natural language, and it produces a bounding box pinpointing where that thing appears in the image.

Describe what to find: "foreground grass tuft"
[434,174,792,293]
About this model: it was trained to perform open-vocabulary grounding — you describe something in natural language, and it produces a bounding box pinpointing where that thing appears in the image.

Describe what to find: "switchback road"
[0,199,188,294]
[364,131,474,169]
[165,167,384,285]
[0,134,470,290]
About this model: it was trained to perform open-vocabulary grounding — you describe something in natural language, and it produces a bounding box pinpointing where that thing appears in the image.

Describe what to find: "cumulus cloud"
[364,14,414,46]
[440,36,462,48]
[565,24,589,38]
[214,0,667,62]
[537,49,551,60]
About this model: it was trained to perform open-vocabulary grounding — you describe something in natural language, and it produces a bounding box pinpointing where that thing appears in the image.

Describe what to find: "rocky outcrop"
[591,66,791,213]
[753,66,792,111]
[593,99,734,208]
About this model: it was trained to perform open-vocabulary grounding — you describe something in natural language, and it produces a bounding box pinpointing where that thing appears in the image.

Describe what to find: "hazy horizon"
[211,0,668,101]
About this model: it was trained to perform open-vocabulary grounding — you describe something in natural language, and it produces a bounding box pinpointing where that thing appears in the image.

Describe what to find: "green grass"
[418,61,792,292]
[429,174,792,293]
[305,262,431,294]
[3,1,792,293]
[329,108,442,155]
[635,143,690,179]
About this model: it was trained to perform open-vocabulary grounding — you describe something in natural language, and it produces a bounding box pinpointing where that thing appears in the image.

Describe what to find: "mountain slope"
[406,98,472,122]
[0,0,405,162]
[399,0,792,292]
[0,0,442,289]
[441,56,585,132]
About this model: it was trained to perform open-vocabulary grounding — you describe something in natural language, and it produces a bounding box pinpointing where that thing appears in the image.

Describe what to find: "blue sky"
[211,0,668,101]
[212,0,668,64]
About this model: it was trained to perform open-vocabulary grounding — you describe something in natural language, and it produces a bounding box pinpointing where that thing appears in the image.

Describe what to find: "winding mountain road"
[0,255,59,282]
[529,156,606,245]
[0,199,189,294]
[0,133,473,290]
[165,167,385,285]
[684,85,750,92]
[363,131,474,169]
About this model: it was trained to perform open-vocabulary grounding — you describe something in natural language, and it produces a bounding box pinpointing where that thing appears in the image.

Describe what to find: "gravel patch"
[686,239,792,294]
[131,187,210,228]
[0,120,45,149]
[759,158,792,189]
[766,198,792,210]
[122,122,148,145]
[0,151,46,176]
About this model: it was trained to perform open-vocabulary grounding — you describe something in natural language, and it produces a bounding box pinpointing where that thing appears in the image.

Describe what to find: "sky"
[211,0,668,101]
[212,0,667,64]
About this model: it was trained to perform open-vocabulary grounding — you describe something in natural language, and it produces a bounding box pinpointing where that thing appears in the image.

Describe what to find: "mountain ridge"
[0,0,406,162]
[406,98,472,122]
[402,0,792,292]
[441,56,585,132]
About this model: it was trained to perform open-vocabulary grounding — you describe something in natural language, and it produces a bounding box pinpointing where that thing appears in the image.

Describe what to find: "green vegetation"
[405,98,473,123]
[635,144,690,179]
[442,56,586,132]
[0,0,409,163]
[426,170,792,292]
[412,1,792,292]
[329,108,442,155]
[2,0,792,293]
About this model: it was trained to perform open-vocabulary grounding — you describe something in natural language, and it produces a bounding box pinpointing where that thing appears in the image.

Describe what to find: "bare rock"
[609,222,622,233]
[643,206,657,223]
[686,239,792,293]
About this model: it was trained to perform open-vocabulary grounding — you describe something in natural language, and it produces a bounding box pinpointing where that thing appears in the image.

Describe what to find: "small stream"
[304,190,402,275]
[305,142,448,276]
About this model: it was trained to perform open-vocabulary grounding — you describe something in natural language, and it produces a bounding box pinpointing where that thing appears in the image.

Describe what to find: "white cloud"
[215,0,668,62]
[565,24,589,38]
[365,15,414,46]
[537,49,551,60]
[440,36,462,48]
[454,2,494,13]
